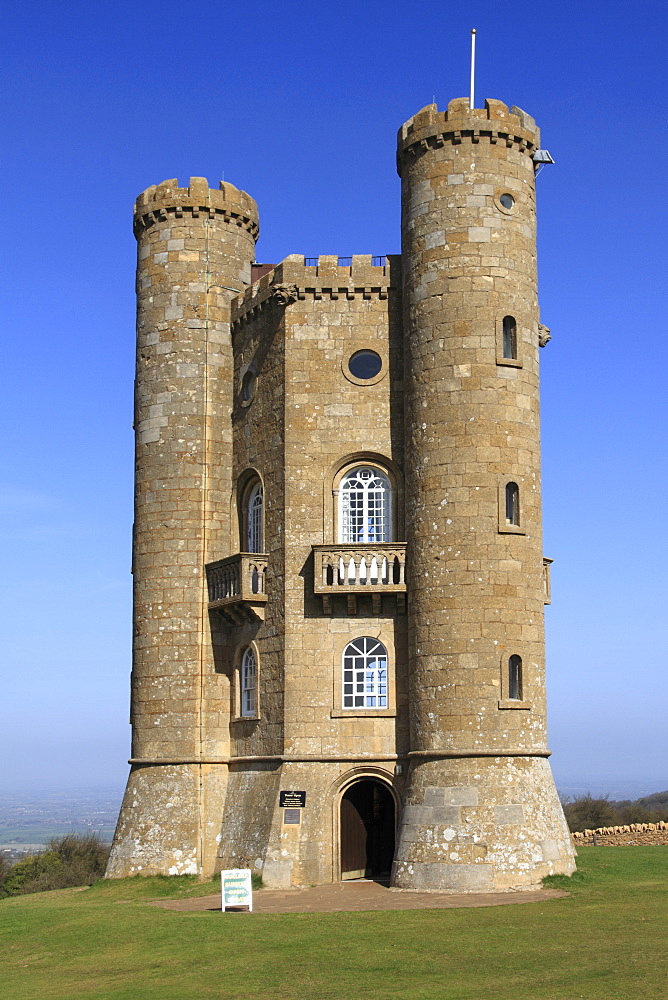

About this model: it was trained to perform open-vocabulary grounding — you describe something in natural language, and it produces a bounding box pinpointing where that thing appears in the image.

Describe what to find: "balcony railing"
[312,543,407,615]
[206,553,268,623]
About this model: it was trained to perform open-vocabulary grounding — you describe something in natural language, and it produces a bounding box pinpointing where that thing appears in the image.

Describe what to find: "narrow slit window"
[508,655,522,701]
[241,647,257,717]
[505,481,520,526]
[502,315,517,359]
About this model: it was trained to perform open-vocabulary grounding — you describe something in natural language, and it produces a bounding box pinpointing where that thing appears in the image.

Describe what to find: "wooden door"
[340,787,368,879]
[340,780,395,880]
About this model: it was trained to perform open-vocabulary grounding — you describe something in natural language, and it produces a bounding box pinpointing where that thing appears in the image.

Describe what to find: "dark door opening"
[340,779,395,880]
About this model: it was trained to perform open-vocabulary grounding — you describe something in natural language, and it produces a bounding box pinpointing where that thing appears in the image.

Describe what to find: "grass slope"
[1,848,665,1000]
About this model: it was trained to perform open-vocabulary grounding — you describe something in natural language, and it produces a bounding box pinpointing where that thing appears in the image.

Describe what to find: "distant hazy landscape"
[0,790,121,859]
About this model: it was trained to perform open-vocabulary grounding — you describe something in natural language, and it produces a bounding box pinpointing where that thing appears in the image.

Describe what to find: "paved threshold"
[149,880,567,914]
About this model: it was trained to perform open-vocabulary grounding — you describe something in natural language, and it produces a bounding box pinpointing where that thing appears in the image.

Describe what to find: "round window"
[241,370,256,403]
[499,193,515,210]
[348,350,382,380]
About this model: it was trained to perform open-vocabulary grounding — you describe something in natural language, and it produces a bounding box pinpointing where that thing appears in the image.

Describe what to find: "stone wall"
[573,822,668,846]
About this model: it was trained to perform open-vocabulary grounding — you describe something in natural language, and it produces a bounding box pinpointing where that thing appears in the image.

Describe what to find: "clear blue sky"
[1,0,666,800]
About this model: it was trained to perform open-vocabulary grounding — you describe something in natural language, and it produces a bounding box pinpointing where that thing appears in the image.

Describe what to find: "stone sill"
[498,699,532,710]
[330,709,397,719]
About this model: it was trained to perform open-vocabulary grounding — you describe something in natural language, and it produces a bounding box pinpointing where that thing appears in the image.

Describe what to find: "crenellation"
[231,255,395,327]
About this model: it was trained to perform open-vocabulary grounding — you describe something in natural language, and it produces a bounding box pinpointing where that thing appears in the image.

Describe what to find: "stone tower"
[393,99,573,889]
[107,179,258,876]
[108,99,575,889]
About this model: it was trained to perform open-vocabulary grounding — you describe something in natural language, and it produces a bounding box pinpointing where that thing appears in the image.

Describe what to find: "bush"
[562,794,617,832]
[561,791,668,832]
[1,832,110,897]
[0,852,12,898]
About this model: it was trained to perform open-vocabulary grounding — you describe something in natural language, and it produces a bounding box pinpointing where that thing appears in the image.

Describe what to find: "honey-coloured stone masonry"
[107,100,575,890]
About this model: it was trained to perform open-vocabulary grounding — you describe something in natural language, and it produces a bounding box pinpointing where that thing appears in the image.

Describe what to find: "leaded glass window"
[339,467,392,544]
[247,482,263,552]
[342,637,388,709]
[241,647,257,717]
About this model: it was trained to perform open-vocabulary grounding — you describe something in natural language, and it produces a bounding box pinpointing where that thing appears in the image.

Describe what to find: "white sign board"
[221,868,253,912]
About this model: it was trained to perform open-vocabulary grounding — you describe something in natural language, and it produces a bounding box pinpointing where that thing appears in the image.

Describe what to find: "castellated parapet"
[108,102,575,890]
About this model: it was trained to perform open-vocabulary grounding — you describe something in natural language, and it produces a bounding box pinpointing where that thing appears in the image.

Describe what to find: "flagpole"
[470,29,476,110]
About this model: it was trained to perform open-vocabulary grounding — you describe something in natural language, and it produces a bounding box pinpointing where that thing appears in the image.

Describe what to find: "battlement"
[397,98,539,174]
[133,177,259,239]
[231,254,398,326]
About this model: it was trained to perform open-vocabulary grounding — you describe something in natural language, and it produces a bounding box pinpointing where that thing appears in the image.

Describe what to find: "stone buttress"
[106,179,258,877]
[393,99,575,890]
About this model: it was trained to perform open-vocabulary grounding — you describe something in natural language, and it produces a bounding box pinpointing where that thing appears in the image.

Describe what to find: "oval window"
[499,193,515,210]
[348,350,382,380]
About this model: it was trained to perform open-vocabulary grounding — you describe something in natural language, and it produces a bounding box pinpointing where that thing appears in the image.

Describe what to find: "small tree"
[562,793,617,832]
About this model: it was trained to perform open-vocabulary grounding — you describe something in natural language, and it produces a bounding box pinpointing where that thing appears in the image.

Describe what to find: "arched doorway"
[340,779,395,880]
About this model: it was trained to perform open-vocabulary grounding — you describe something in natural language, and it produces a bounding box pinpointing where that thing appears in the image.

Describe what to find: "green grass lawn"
[1,848,665,1000]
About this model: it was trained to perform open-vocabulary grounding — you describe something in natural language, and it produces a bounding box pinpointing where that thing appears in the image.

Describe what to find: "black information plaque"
[279,790,306,809]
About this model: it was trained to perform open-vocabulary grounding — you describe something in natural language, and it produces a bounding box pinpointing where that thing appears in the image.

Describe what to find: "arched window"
[502,315,517,359]
[247,482,263,552]
[505,481,520,526]
[241,647,257,717]
[342,637,388,709]
[339,467,392,544]
[508,654,522,701]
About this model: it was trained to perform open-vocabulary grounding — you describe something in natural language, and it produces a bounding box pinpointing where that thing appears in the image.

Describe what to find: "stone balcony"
[206,553,268,624]
[312,543,407,615]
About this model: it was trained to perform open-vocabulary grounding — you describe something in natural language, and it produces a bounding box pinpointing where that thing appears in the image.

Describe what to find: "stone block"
[443,787,479,806]
[431,806,462,825]
[409,861,493,891]
[494,804,524,824]
[262,860,293,887]
[540,838,561,861]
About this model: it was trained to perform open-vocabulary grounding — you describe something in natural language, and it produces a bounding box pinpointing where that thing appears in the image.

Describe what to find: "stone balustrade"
[206,553,268,623]
[312,543,407,615]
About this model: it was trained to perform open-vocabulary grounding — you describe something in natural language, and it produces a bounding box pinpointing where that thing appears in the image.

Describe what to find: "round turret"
[392,99,575,891]
[107,178,258,878]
